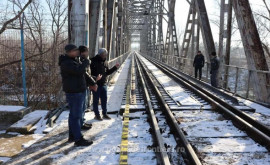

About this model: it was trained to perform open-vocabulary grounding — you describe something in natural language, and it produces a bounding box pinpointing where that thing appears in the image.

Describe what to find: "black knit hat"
[211,52,217,56]
[79,46,88,53]
[65,44,78,52]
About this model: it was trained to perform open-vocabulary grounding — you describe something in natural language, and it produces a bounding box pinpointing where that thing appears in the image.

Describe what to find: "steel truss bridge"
[68,0,270,104]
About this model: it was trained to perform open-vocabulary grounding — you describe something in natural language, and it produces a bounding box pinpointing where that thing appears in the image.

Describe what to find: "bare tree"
[253,0,270,65]
[0,0,32,34]
[46,0,68,67]
[0,0,68,109]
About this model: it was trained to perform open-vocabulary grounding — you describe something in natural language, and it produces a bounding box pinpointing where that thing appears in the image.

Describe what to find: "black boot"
[103,114,111,120]
[94,115,103,121]
[68,136,74,142]
[74,137,93,146]
[81,123,93,130]
[69,135,83,143]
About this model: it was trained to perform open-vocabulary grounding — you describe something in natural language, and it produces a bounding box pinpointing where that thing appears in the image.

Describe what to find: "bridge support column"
[88,0,103,58]
[232,0,270,103]
[218,0,233,88]
[164,0,179,58]
[107,0,116,60]
[68,0,86,46]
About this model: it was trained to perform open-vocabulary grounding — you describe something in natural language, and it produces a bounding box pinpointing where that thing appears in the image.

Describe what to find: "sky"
[1,0,269,48]
[174,0,268,44]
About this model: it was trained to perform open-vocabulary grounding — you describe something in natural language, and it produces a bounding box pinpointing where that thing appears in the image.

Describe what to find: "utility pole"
[19,13,28,107]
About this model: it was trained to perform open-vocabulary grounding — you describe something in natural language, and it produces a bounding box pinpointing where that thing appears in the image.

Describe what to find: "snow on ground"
[202,152,270,165]
[0,157,10,163]
[4,55,132,165]
[136,54,270,164]
[174,108,270,164]
[190,136,269,153]
[8,110,48,129]
[155,111,185,164]
[138,55,201,106]
[49,113,122,165]
[237,98,270,127]
[0,105,26,112]
[4,102,123,165]
[0,110,69,164]
[22,111,69,149]
[128,112,157,164]
[175,111,246,138]
[107,55,131,112]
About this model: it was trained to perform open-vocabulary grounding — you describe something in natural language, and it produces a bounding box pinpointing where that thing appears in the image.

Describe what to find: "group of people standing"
[59,43,219,147]
[59,44,119,146]
[193,50,220,87]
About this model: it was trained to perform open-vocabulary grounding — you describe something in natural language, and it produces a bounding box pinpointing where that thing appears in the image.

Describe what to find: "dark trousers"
[82,89,90,124]
[85,88,91,109]
[195,66,202,80]
[92,85,108,116]
[66,91,86,141]
[211,70,218,87]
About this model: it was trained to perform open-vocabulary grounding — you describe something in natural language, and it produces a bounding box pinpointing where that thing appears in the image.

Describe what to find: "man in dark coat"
[78,46,102,128]
[79,45,92,112]
[193,51,205,80]
[210,52,220,87]
[59,44,97,146]
[90,48,120,120]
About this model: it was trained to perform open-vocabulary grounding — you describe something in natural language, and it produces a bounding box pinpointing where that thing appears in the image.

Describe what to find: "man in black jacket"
[193,51,205,80]
[59,44,97,146]
[210,52,220,87]
[90,48,120,120]
[78,46,102,128]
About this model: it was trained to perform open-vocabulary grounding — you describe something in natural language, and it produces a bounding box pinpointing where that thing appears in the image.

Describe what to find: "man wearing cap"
[59,44,98,146]
[210,52,220,87]
[90,48,120,120]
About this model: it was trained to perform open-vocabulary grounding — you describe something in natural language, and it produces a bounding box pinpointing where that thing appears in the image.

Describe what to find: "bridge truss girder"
[68,0,270,103]
[179,0,270,103]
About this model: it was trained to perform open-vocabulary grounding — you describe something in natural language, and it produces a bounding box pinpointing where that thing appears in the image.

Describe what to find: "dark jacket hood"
[59,54,75,66]
[92,54,106,62]
[59,55,68,66]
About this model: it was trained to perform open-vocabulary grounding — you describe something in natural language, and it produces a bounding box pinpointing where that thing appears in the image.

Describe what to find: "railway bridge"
[69,0,270,104]
[1,0,270,165]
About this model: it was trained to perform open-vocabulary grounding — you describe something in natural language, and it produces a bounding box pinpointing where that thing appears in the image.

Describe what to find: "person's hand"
[90,84,98,92]
[115,63,120,68]
[96,74,102,81]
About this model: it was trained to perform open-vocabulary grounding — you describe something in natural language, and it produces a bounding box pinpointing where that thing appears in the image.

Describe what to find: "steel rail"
[135,55,202,165]
[133,55,171,165]
[141,54,270,151]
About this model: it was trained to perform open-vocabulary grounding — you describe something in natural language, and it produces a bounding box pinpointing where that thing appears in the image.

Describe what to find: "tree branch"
[0,0,33,34]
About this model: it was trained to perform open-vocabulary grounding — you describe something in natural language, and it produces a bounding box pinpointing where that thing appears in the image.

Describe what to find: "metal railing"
[107,51,131,82]
[108,51,131,68]
[150,54,270,103]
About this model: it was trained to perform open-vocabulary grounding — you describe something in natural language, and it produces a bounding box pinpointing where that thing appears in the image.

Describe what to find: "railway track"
[119,55,184,164]
[135,53,270,164]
